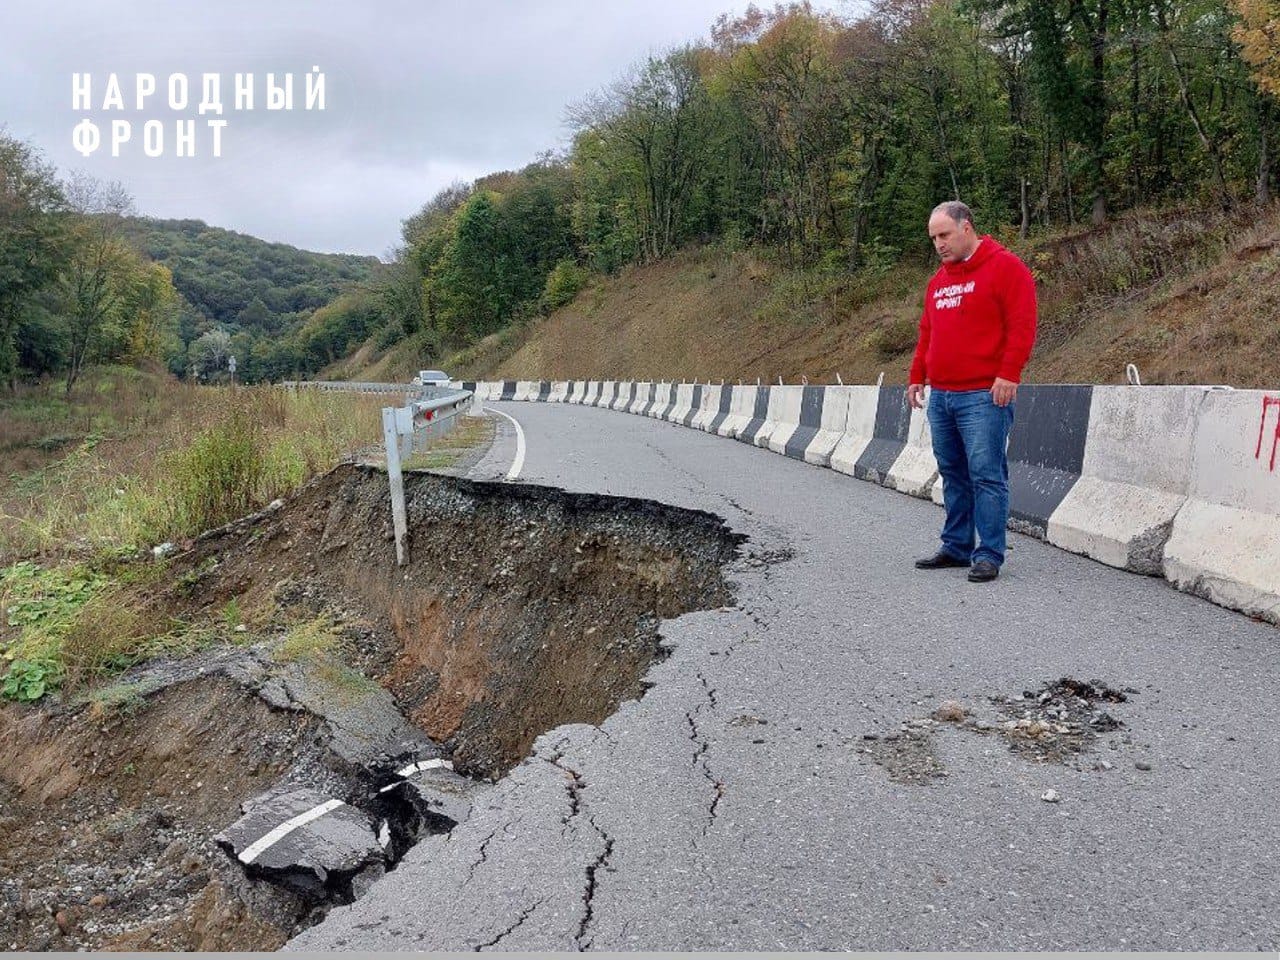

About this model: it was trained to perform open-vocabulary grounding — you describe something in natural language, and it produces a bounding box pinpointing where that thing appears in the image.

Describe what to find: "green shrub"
[1,658,57,701]
[540,259,590,313]
[867,315,920,360]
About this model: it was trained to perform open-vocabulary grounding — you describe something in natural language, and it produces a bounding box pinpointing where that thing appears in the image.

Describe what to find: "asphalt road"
[290,400,1280,951]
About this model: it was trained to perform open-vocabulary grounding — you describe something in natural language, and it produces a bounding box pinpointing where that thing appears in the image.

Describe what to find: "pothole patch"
[858,677,1136,784]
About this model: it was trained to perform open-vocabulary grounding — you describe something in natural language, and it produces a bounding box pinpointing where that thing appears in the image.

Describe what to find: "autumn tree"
[1231,0,1280,98]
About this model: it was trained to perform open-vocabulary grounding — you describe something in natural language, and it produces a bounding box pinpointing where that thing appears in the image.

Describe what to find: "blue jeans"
[926,388,1014,567]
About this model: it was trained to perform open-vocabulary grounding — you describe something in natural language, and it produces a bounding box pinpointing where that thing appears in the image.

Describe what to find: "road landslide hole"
[1,463,744,950]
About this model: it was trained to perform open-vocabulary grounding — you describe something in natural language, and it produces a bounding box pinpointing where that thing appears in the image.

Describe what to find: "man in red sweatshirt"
[907,201,1037,582]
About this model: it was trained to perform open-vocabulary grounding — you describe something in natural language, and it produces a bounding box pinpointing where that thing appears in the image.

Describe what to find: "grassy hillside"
[412,204,1277,389]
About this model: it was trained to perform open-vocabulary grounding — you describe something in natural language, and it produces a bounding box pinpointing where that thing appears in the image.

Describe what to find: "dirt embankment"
[184,463,742,777]
[0,463,743,950]
[418,207,1280,389]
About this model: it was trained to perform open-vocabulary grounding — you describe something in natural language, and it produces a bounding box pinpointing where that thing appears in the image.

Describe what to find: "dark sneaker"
[968,560,999,582]
[915,550,970,570]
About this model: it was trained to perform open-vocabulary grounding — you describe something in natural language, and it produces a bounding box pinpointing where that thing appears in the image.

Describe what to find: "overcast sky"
[1,0,847,259]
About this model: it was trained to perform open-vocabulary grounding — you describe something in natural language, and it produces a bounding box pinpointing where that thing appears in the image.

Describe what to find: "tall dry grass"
[0,380,386,562]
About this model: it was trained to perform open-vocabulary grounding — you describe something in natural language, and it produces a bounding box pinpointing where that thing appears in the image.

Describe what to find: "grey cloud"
[1,0,842,256]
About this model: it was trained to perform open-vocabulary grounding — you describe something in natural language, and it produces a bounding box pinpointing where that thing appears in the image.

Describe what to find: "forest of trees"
[0,147,181,393]
[4,0,1278,386]
[0,152,385,389]
[122,219,381,382]
[385,0,1280,351]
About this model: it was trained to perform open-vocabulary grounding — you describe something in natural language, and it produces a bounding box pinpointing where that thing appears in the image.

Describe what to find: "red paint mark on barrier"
[1256,395,1280,472]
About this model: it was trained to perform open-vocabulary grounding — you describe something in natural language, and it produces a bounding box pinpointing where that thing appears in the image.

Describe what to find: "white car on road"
[411,369,451,387]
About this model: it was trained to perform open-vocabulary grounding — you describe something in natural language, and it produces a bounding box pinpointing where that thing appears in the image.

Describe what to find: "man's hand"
[990,377,1018,407]
[907,383,927,409]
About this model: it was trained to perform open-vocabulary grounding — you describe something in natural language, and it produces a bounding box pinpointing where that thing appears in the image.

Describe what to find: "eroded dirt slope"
[0,464,743,950]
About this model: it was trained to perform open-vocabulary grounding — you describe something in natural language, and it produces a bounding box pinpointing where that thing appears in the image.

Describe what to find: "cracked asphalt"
[288,401,1280,951]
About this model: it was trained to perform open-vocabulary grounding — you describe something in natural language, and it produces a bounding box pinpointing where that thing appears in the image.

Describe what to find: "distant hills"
[118,217,385,380]
[122,217,380,337]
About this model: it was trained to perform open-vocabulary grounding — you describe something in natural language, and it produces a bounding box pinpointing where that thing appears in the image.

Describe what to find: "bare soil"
[0,463,742,950]
[411,206,1280,389]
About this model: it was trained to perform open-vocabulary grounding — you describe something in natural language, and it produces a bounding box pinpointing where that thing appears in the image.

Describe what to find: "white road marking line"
[483,405,526,481]
[238,798,346,865]
[377,757,455,793]
[396,758,453,778]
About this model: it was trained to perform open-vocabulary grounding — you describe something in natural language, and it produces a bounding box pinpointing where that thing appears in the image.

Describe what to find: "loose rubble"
[860,678,1135,785]
[0,463,741,951]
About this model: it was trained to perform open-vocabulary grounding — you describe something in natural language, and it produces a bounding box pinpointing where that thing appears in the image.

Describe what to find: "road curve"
[290,400,1280,952]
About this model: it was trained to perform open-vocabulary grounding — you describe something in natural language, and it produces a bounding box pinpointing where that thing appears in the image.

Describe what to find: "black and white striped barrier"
[476,379,1280,624]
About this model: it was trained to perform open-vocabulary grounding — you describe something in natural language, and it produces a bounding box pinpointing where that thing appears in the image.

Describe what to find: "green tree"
[431,191,507,339]
[569,46,716,263]
[0,133,68,390]
[56,174,140,393]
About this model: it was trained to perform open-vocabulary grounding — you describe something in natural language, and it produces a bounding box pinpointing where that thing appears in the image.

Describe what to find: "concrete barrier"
[830,387,881,476]
[629,382,654,415]
[512,381,535,401]
[679,385,705,427]
[692,385,722,431]
[1005,385,1093,537]
[611,381,634,411]
[779,386,841,463]
[719,386,757,439]
[634,381,648,414]
[567,381,586,404]
[1162,389,1280,623]
[801,387,851,467]
[738,386,773,446]
[498,381,518,401]
[582,381,600,406]
[548,381,568,402]
[668,384,695,424]
[764,386,806,455]
[883,405,939,499]
[649,383,674,419]
[1046,387,1204,574]
[851,386,911,483]
[596,381,617,408]
[707,385,735,436]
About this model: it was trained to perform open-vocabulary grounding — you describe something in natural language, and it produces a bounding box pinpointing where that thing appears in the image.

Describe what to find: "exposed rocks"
[932,700,966,723]
[1,462,741,951]
[989,678,1130,764]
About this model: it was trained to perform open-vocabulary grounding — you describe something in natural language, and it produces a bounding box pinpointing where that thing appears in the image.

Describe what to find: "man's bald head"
[928,201,980,263]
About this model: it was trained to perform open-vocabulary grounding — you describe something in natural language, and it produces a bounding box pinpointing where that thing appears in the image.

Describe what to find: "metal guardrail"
[282,380,417,395]
[382,389,476,566]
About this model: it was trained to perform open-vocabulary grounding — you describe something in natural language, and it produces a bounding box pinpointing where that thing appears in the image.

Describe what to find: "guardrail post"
[382,407,409,566]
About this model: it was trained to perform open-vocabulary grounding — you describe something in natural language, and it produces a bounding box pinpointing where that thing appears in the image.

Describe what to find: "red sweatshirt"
[908,236,1038,390]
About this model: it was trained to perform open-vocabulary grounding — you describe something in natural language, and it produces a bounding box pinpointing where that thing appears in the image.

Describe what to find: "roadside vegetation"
[0,371,384,702]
